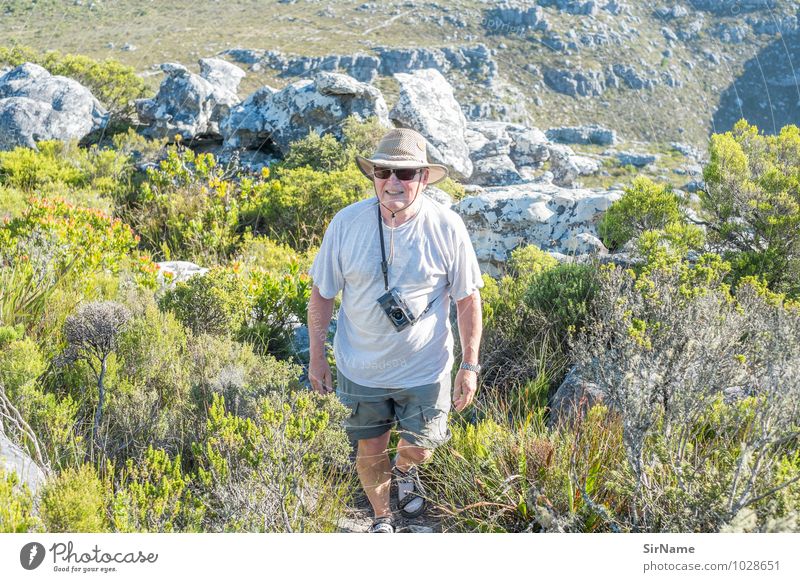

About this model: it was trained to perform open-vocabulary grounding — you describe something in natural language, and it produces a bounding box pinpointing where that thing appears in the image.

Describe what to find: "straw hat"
[355,128,449,185]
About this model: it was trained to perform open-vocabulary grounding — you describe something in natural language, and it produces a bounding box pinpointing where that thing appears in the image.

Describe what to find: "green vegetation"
[1,113,799,533]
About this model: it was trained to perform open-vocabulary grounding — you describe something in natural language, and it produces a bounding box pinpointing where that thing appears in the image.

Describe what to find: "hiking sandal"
[393,465,427,519]
[367,516,395,533]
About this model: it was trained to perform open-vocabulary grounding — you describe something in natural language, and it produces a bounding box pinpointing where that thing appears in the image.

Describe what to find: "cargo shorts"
[335,369,452,449]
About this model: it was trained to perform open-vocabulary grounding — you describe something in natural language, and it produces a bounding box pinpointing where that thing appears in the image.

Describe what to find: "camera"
[377,288,416,332]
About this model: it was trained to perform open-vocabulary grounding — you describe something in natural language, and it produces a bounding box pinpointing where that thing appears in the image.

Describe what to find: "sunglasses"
[372,167,423,181]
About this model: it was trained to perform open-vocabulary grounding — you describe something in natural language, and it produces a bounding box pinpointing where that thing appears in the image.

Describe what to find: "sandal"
[393,465,427,519]
[367,516,395,533]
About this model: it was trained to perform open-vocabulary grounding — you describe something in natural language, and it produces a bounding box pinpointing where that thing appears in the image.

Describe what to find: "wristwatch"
[459,362,481,374]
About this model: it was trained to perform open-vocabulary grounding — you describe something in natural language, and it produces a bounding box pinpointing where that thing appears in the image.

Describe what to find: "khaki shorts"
[335,369,452,449]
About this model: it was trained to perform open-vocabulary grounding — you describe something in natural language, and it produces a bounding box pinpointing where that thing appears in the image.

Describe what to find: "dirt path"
[337,487,444,533]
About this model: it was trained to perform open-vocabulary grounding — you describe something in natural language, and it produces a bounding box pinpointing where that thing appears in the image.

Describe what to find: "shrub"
[701,121,800,297]
[571,257,800,532]
[0,468,39,533]
[241,263,312,359]
[192,391,351,532]
[281,131,349,172]
[159,268,249,336]
[241,163,370,251]
[0,45,147,122]
[40,464,109,532]
[524,261,598,340]
[598,177,686,251]
[111,447,204,532]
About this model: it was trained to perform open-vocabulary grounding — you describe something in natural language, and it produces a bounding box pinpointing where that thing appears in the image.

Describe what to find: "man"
[307,127,483,533]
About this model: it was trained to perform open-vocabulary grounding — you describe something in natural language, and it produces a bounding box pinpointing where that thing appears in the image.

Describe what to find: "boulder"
[615,150,659,167]
[390,68,473,180]
[135,59,245,139]
[454,182,622,274]
[542,67,605,97]
[548,367,606,426]
[0,433,46,495]
[547,144,602,187]
[546,124,617,146]
[0,63,108,151]
[222,71,390,153]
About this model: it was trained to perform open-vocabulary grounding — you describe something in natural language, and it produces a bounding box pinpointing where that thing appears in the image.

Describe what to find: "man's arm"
[453,290,483,411]
[308,284,335,394]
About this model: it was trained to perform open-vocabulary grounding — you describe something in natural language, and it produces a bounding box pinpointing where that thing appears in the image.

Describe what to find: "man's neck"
[379,193,424,227]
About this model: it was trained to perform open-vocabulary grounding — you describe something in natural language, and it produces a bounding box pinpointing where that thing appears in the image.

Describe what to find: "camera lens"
[390,309,405,322]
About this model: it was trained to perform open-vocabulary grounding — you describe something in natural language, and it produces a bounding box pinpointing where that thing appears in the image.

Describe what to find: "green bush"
[701,121,800,297]
[241,263,312,359]
[159,268,249,336]
[598,177,686,251]
[0,45,147,122]
[111,446,204,532]
[0,468,39,533]
[241,163,370,251]
[525,261,598,339]
[40,464,109,532]
[192,391,351,532]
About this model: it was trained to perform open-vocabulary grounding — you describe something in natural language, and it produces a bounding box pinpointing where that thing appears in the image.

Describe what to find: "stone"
[135,59,243,139]
[390,68,473,180]
[616,151,659,167]
[222,71,390,153]
[543,67,605,97]
[547,144,602,187]
[546,124,617,146]
[157,261,208,287]
[0,433,46,495]
[453,182,622,274]
[0,63,108,151]
[548,367,606,426]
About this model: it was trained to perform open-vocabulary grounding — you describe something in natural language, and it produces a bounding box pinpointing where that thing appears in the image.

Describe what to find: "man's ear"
[422,168,430,186]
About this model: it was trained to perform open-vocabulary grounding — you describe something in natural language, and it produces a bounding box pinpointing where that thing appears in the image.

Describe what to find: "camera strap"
[377,204,438,318]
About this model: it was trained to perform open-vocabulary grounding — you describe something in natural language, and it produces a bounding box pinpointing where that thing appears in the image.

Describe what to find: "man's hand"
[309,356,334,395]
[452,368,478,412]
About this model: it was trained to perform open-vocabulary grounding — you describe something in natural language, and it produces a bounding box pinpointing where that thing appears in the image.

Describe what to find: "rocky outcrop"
[454,181,622,274]
[543,67,605,97]
[390,68,473,181]
[538,0,599,16]
[0,63,108,151]
[222,44,498,86]
[0,433,46,495]
[135,59,245,140]
[546,124,617,146]
[615,151,659,167]
[483,3,549,35]
[548,367,606,426]
[221,71,390,154]
[547,144,602,187]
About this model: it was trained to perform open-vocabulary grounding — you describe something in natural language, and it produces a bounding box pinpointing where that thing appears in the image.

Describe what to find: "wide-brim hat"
[355,127,449,185]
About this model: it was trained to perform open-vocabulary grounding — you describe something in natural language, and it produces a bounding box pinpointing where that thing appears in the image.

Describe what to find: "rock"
[470,155,523,186]
[548,367,606,426]
[0,63,108,151]
[713,23,749,44]
[670,141,703,160]
[543,67,605,97]
[156,261,208,287]
[407,525,435,533]
[546,124,617,146]
[222,71,390,154]
[454,182,622,274]
[390,68,472,180]
[0,433,46,495]
[199,57,246,95]
[616,151,659,167]
[691,0,769,15]
[547,144,602,187]
[483,3,549,35]
[539,0,598,15]
[507,126,550,167]
[135,60,243,140]
[610,64,656,90]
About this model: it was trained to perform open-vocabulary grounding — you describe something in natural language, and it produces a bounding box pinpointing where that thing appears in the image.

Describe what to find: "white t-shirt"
[308,193,484,389]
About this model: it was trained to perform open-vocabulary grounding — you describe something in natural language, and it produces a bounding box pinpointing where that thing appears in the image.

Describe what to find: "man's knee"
[397,439,433,465]
[357,431,391,462]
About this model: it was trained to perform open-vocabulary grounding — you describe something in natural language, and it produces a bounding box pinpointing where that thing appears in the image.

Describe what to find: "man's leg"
[356,430,393,518]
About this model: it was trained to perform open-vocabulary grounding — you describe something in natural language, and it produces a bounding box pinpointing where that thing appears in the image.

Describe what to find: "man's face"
[374,167,429,211]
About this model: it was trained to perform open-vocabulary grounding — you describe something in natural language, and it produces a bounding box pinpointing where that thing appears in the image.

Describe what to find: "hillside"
[1,0,798,150]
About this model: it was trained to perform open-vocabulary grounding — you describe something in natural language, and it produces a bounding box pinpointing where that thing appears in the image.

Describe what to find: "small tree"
[60,301,131,457]
[701,120,800,297]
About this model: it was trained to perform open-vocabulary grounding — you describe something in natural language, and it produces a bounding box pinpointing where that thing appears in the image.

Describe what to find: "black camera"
[377,288,416,332]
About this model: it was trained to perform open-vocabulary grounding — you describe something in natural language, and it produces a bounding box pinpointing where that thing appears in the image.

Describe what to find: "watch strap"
[459,362,481,374]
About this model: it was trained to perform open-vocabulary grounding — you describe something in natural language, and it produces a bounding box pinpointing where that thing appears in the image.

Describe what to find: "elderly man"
[307,127,483,533]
